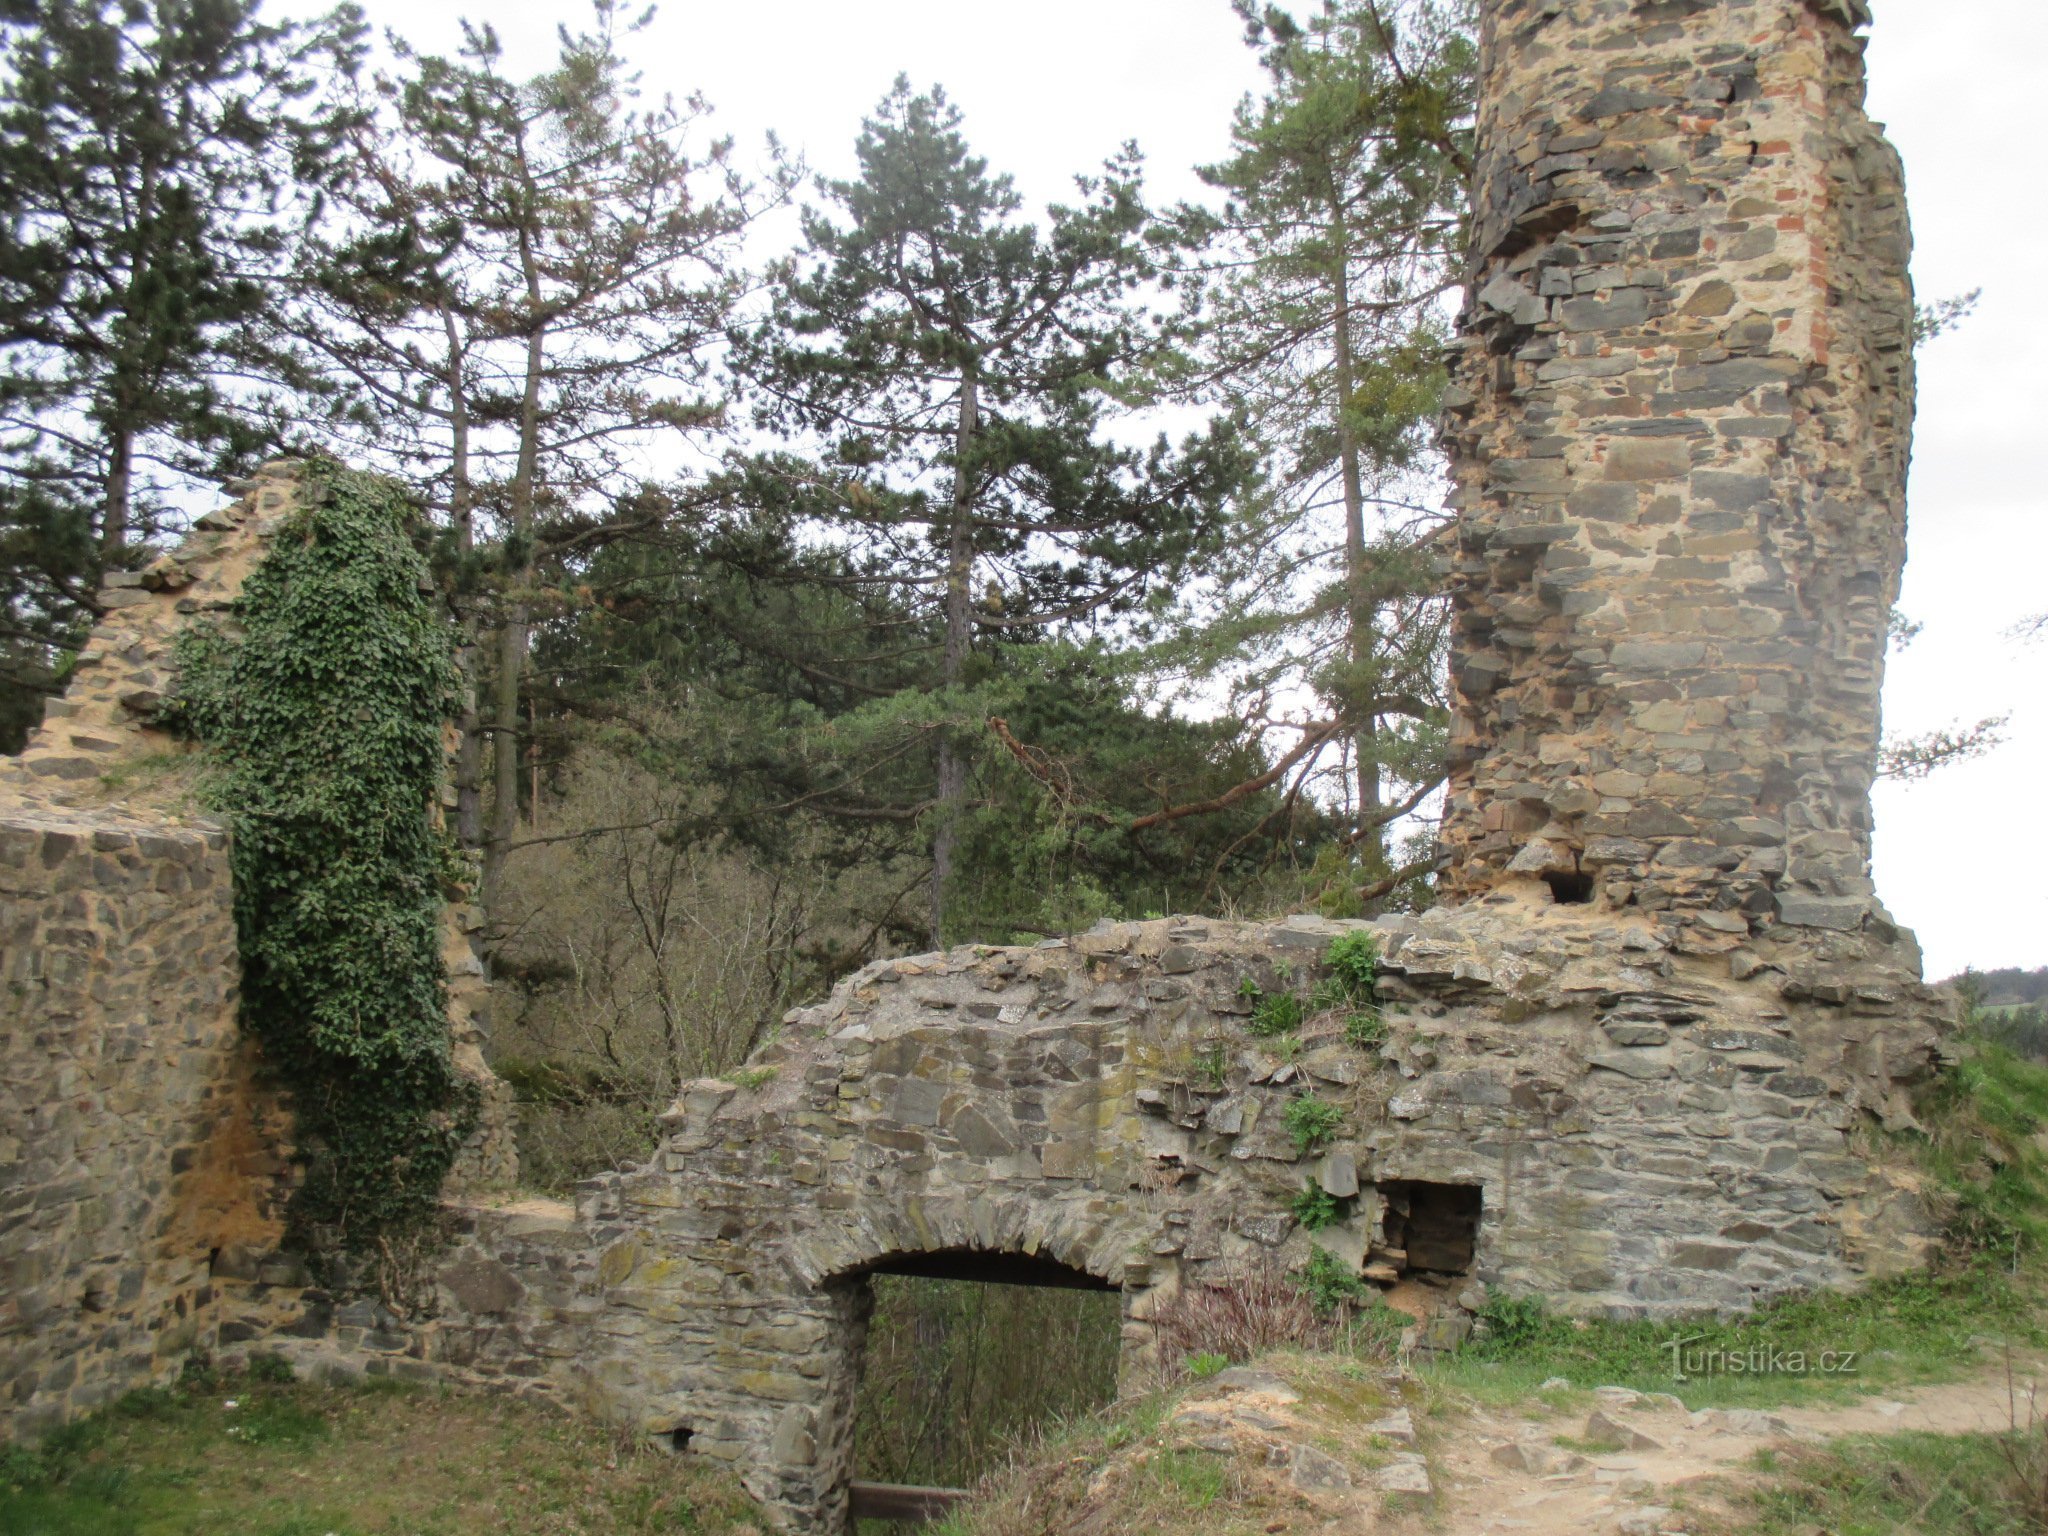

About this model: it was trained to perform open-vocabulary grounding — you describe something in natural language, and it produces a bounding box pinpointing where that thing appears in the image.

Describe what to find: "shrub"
[1475,1291,1556,1350]
[1294,1246,1373,1317]
[1184,1352,1230,1380]
[246,1354,294,1385]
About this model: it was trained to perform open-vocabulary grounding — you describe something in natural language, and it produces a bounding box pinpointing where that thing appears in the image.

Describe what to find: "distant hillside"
[1938,966,2048,1006]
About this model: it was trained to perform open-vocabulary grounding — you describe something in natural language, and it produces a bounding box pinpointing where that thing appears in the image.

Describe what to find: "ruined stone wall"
[213,907,1941,1531]
[0,461,513,1436]
[0,466,302,1432]
[1437,0,1914,934]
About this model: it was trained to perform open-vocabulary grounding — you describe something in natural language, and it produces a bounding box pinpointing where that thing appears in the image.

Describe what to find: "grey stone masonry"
[0,462,513,1438]
[211,910,1942,1532]
[1437,0,1915,941]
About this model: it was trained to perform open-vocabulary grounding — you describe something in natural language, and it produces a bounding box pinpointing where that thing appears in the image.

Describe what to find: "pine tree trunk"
[1329,205,1384,867]
[481,282,547,943]
[445,308,485,854]
[485,594,527,925]
[929,372,980,951]
[101,427,133,566]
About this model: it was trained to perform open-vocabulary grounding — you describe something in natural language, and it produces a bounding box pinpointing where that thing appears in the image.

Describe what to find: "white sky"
[298,0,2046,979]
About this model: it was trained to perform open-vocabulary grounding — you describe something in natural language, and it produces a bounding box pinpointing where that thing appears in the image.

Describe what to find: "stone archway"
[818,1242,1127,1530]
[580,984,1177,1534]
[515,895,1943,1535]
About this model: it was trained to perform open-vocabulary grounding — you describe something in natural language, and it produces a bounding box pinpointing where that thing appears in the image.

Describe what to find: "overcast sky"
[301,0,2046,978]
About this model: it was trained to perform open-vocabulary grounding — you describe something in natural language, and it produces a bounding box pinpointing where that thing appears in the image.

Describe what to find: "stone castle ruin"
[0,0,1951,1530]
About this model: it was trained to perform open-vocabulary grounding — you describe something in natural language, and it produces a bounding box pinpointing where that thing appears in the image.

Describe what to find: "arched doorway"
[831,1248,1126,1531]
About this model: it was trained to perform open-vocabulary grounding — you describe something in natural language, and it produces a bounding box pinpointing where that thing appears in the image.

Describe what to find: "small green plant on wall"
[1323,931,1378,998]
[1237,973,1307,1038]
[1284,1093,1343,1156]
[1318,932,1386,1054]
[1345,1010,1386,1050]
[1252,991,1306,1037]
[1295,1246,1372,1315]
[1291,1181,1341,1231]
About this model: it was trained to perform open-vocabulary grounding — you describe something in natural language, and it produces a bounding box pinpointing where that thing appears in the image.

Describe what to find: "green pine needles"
[173,467,473,1254]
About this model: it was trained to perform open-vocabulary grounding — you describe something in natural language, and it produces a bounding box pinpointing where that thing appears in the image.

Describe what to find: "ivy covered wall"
[173,466,476,1253]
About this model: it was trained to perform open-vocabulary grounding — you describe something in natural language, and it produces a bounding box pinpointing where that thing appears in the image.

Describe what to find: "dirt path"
[1426,1358,2047,1535]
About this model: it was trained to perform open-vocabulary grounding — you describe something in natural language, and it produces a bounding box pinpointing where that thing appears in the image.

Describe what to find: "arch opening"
[840,1249,1124,1532]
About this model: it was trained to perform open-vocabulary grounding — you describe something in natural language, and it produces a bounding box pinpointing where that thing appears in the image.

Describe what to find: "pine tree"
[1163,0,1474,899]
[0,0,360,747]
[300,1,782,923]
[739,79,1252,946]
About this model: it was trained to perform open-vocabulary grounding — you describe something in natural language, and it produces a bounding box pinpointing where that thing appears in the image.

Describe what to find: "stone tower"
[1437,0,1913,941]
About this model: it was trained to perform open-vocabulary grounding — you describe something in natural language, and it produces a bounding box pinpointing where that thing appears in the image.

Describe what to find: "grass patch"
[0,1371,758,1535]
[1729,1428,2048,1535]
[1913,1034,2048,1262]
[1430,1266,2038,1410]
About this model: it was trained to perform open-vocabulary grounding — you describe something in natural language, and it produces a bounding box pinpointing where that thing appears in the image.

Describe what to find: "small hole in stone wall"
[1378,1181,1483,1276]
[1544,870,1595,905]
[667,1426,694,1454]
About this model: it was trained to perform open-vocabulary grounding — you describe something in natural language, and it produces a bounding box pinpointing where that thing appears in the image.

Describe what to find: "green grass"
[1429,1267,2039,1411]
[1912,1036,2048,1259]
[1343,1009,1385,1050]
[0,1371,757,1535]
[1730,1430,2048,1535]
[1139,1448,1227,1510]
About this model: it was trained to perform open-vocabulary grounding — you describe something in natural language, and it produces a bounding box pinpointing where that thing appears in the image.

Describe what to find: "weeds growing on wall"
[172,466,472,1258]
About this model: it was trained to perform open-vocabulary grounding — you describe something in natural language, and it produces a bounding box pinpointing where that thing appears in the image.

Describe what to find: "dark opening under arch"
[857,1246,1119,1292]
[843,1248,1123,1531]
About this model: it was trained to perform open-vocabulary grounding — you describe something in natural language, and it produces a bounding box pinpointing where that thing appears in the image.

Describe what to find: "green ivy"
[171,467,472,1254]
